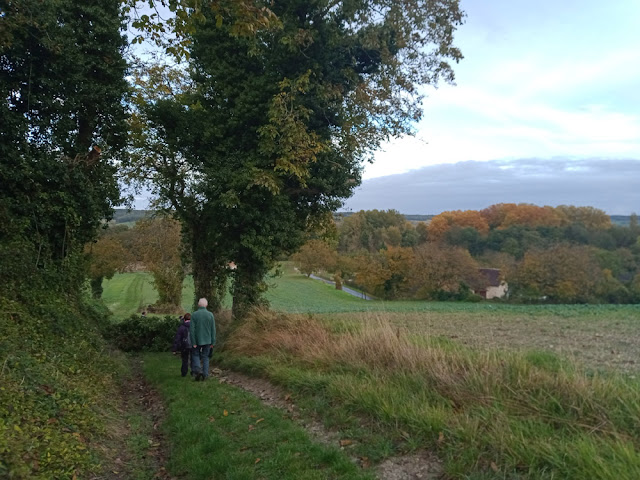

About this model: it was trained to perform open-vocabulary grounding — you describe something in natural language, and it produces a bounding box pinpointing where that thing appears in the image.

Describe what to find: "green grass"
[102,273,196,319]
[104,269,640,317]
[103,267,640,479]
[266,266,640,316]
[142,353,374,480]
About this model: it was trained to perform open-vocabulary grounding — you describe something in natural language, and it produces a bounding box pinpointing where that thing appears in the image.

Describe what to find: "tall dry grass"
[224,309,640,442]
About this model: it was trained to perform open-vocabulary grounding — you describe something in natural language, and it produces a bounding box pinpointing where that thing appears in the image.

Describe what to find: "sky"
[344,0,640,214]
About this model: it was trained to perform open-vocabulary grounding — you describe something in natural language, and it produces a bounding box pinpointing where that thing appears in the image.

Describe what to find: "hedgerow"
[104,314,178,352]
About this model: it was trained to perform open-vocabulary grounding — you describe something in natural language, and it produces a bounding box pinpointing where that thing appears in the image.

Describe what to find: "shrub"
[104,314,179,352]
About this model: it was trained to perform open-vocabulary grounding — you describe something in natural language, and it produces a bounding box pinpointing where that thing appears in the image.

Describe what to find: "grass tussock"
[223,309,640,478]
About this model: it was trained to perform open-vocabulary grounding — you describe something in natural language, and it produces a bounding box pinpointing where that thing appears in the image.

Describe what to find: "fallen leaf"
[239,446,249,451]
[339,439,353,447]
[255,458,261,464]
[248,425,255,431]
[223,410,229,417]
[490,461,499,472]
[438,431,445,444]
[360,456,370,468]
[208,416,216,422]
[256,418,264,424]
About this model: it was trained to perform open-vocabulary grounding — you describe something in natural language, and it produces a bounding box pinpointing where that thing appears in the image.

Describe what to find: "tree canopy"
[0,0,129,294]
[133,0,465,315]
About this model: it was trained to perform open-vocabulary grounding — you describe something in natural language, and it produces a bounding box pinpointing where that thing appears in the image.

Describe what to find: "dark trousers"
[180,349,192,377]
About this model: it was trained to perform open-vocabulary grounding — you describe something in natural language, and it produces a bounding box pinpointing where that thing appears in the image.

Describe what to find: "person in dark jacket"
[172,313,193,377]
[190,298,216,381]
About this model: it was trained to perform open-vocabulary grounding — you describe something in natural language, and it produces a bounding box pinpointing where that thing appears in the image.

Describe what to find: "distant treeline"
[117,209,632,226]
[335,211,434,222]
[294,206,640,304]
[112,209,154,224]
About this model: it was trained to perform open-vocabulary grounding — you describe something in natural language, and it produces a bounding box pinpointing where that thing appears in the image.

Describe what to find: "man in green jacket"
[189,298,216,381]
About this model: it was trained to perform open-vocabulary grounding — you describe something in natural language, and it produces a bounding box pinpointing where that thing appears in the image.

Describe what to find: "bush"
[105,314,179,352]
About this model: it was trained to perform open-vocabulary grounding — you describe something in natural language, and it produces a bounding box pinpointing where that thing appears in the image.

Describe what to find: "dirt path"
[215,368,445,480]
[95,357,173,480]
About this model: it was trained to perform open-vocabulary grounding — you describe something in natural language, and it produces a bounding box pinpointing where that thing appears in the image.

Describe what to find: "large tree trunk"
[90,276,103,299]
[231,262,268,319]
[190,225,228,313]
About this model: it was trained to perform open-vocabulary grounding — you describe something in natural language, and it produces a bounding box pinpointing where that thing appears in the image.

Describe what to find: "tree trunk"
[90,276,103,299]
[231,262,268,319]
[190,226,228,313]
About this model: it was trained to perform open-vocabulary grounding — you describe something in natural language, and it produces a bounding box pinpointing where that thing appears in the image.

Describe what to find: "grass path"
[142,353,373,480]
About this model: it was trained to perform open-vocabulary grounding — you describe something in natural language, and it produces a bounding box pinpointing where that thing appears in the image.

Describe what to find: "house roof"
[479,268,502,287]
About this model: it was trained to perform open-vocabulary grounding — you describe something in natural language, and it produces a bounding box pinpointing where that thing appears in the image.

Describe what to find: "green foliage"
[0,293,126,480]
[104,314,179,352]
[132,216,186,307]
[0,0,128,271]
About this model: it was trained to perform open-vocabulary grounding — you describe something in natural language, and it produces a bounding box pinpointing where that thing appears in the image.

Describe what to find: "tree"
[427,210,489,242]
[353,247,414,299]
[0,0,128,295]
[338,210,415,253]
[512,245,603,302]
[140,0,465,317]
[85,233,132,298]
[133,216,186,308]
[555,205,611,230]
[292,240,337,277]
[406,243,480,299]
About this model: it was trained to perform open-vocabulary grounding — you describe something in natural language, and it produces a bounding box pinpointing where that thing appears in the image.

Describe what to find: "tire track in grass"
[142,353,375,480]
[217,369,444,480]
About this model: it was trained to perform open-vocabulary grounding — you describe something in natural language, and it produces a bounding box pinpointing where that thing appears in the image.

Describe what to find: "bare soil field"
[324,310,640,374]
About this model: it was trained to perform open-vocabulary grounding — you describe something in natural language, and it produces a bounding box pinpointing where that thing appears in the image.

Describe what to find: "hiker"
[172,313,193,377]
[190,298,216,381]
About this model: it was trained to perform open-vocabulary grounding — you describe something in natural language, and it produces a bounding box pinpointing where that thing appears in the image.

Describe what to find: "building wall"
[485,282,508,299]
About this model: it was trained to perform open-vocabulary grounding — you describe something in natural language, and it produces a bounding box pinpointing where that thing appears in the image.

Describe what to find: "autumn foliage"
[317,205,639,303]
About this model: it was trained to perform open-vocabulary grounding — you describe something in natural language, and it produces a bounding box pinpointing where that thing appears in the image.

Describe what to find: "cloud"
[363,0,640,180]
[345,158,640,215]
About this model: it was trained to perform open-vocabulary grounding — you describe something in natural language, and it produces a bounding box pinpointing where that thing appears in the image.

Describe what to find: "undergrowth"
[0,293,127,479]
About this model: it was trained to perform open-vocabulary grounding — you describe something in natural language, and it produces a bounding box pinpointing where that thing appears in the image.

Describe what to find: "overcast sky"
[345,0,640,214]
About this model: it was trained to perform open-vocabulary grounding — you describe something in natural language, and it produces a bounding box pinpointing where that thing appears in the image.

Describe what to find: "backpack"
[182,327,191,351]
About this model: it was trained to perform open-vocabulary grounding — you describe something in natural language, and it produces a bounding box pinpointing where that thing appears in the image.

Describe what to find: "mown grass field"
[102,273,195,319]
